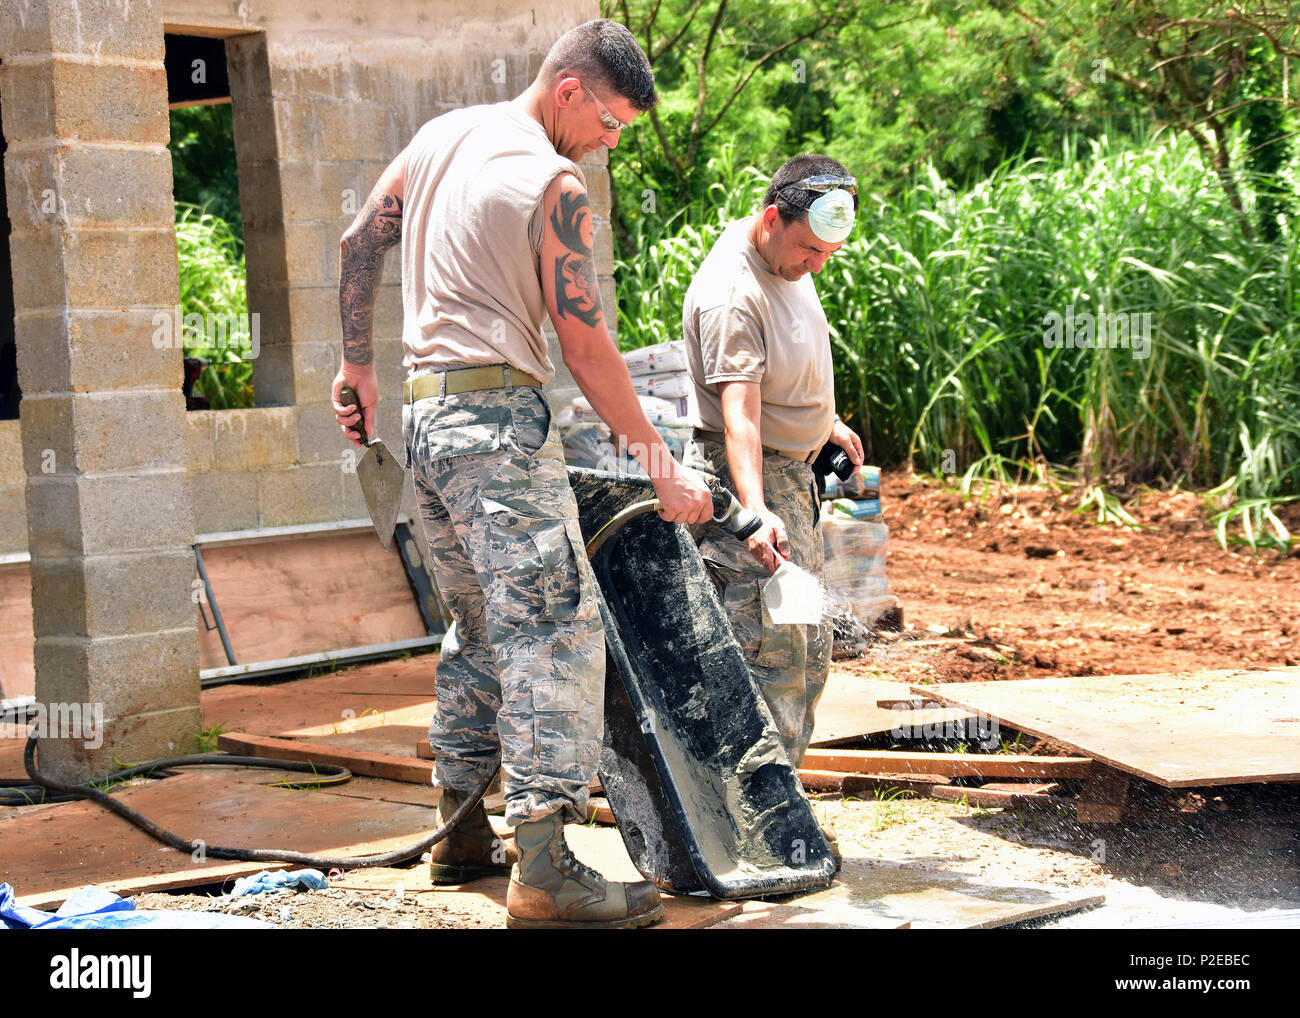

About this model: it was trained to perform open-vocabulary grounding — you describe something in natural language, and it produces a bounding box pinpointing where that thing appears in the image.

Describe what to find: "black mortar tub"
[569,467,836,899]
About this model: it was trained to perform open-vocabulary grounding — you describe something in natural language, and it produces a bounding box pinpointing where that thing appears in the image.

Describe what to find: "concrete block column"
[1,0,202,780]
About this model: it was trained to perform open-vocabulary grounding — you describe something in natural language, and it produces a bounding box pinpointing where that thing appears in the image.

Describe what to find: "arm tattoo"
[550,190,602,328]
[340,193,403,367]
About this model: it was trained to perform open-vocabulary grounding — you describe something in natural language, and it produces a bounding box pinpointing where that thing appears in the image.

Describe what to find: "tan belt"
[692,428,817,466]
[403,365,545,403]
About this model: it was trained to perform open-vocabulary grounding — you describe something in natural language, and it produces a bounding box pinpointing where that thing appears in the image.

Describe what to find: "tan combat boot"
[427,788,515,885]
[506,811,664,929]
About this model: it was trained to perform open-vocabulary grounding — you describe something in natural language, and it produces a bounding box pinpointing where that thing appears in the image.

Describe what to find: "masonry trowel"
[340,385,405,550]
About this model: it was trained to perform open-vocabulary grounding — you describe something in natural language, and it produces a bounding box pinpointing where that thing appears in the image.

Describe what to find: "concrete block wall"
[0,0,611,776]
[1,0,202,778]
[2,1,610,545]
[167,0,606,536]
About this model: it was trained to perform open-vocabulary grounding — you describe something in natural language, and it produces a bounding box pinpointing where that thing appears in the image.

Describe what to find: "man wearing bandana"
[682,155,863,791]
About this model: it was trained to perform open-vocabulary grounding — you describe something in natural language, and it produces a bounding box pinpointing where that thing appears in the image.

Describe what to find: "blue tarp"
[0,882,273,929]
[230,869,327,897]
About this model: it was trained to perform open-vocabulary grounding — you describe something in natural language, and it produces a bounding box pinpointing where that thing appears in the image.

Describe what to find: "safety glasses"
[579,80,629,134]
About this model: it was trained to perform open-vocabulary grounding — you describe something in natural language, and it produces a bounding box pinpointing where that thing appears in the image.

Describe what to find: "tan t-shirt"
[683,219,835,456]
[400,102,582,383]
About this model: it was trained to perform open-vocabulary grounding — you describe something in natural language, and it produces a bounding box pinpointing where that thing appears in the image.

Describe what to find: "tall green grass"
[614,136,1299,551]
[175,203,254,409]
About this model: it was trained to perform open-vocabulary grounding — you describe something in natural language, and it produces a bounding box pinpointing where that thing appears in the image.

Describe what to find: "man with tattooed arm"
[331,19,712,929]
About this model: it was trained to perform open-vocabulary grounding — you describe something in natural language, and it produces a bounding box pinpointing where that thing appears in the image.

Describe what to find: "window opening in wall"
[164,33,255,410]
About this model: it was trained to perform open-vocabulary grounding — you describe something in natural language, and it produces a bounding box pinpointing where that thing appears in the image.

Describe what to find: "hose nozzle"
[707,478,761,540]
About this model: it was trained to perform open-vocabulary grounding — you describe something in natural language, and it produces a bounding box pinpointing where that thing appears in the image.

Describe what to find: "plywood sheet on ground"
[812,670,975,746]
[259,656,440,698]
[196,533,427,669]
[202,668,437,738]
[720,862,1104,929]
[916,667,1300,787]
[1,771,446,908]
[328,870,740,930]
[280,725,430,758]
[0,563,34,702]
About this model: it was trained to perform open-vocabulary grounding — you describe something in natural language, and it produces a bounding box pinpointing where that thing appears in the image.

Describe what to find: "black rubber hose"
[20,735,499,870]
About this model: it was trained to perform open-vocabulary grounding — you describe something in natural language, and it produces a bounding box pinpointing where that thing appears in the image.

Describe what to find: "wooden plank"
[1076,764,1132,823]
[0,771,447,908]
[841,773,952,797]
[914,668,1300,787]
[802,748,1094,779]
[798,769,844,793]
[584,797,617,825]
[201,663,439,738]
[0,563,34,701]
[930,784,1065,808]
[262,656,440,699]
[275,725,430,760]
[196,533,427,669]
[218,732,435,785]
[417,738,435,760]
[811,671,977,746]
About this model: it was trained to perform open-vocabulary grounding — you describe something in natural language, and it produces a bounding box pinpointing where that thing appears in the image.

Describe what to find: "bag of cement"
[623,339,688,376]
[655,424,692,462]
[632,371,691,400]
[563,394,686,428]
[820,508,891,628]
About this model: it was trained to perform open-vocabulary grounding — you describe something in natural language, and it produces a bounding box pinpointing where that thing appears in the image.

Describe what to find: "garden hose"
[584,479,760,558]
[18,734,498,870]
[7,482,756,872]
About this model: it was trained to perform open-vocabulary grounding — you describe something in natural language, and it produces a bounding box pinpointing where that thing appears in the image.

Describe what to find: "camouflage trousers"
[403,381,604,827]
[684,438,830,767]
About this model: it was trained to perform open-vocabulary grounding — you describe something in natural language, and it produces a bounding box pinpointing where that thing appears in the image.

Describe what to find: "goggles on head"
[774,174,858,243]
[779,174,858,199]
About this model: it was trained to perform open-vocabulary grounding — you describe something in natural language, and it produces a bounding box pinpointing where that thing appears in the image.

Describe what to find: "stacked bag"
[558,339,694,472]
[819,464,897,634]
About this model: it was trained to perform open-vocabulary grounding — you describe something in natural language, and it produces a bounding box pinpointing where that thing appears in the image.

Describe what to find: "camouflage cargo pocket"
[507,387,553,458]
[424,422,501,460]
[487,512,595,623]
[721,577,796,668]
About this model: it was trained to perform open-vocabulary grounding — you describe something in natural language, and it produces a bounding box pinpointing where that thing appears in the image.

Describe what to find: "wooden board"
[0,562,34,701]
[812,671,976,746]
[257,658,440,699]
[218,732,435,785]
[0,771,447,908]
[802,747,1093,779]
[196,533,427,669]
[916,668,1300,787]
[282,725,430,759]
[727,863,1104,929]
[202,659,439,737]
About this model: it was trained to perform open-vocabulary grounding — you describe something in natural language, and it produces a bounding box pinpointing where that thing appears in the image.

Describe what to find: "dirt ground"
[838,468,1299,687]
[132,780,1299,929]
[86,471,1300,928]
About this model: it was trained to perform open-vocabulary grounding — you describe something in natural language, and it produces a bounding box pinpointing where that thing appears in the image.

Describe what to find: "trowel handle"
[339,385,371,446]
[705,478,762,540]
